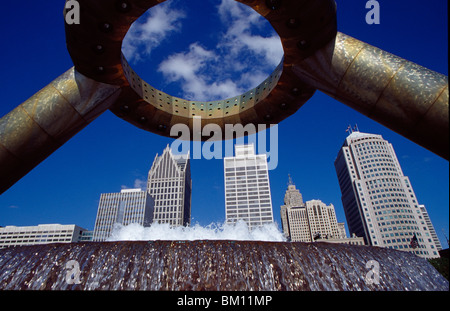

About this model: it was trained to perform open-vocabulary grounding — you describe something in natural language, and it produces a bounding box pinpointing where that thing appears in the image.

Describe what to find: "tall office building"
[93,188,154,241]
[280,177,344,242]
[147,145,191,227]
[92,146,190,241]
[334,130,440,258]
[224,144,274,230]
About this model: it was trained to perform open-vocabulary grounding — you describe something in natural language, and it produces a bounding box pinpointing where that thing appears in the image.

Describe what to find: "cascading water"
[0,239,448,290]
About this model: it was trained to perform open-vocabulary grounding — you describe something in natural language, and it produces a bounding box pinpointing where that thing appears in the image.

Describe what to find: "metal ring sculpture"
[0,0,448,195]
[65,0,337,137]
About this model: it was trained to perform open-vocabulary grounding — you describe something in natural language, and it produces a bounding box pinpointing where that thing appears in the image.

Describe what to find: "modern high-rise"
[92,146,190,240]
[93,188,154,241]
[334,130,440,258]
[224,144,274,230]
[147,145,191,227]
[280,177,345,242]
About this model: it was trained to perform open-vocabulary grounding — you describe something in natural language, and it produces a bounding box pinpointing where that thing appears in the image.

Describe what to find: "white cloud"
[238,34,284,67]
[158,43,243,101]
[134,178,147,189]
[159,43,215,81]
[238,70,269,90]
[122,2,186,63]
[156,1,283,101]
[127,0,284,101]
[217,0,283,67]
[217,0,262,28]
[121,178,147,191]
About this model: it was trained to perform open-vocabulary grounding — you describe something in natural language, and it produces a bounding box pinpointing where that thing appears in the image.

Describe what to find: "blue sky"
[0,0,448,247]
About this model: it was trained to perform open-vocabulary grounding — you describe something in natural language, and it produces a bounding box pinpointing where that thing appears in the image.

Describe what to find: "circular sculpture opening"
[65,0,337,140]
[121,0,284,121]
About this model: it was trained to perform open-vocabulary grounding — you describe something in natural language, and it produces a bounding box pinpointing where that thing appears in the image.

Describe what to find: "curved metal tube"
[292,32,449,160]
[0,68,121,194]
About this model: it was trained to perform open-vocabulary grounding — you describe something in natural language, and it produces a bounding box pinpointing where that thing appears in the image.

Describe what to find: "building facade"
[79,230,94,242]
[280,179,309,241]
[147,145,191,227]
[280,178,346,242]
[305,200,341,241]
[0,224,87,248]
[93,188,154,241]
[334,130,440,258]
[420,204,443,251]
[337,222,347,240]
[224,144,274,230]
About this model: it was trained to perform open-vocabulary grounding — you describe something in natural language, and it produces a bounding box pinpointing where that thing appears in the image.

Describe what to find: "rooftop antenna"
[345,124,353,135]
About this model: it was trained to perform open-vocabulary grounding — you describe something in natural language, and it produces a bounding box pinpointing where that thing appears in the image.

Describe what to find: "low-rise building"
[0,224,87,248]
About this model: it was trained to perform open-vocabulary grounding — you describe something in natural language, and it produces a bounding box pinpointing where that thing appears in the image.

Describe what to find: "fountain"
[0,240,447,290]
[0,0,447,293]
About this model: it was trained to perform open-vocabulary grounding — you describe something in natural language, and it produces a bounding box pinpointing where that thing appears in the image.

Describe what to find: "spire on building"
[288,174,294,186]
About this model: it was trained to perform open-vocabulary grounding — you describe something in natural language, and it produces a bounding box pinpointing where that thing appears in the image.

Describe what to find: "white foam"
[107,220,286,242]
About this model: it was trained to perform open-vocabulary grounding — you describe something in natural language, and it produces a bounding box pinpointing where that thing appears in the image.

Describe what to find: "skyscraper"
[280,177,344,242]
[147,145,191,227]
[334,129,440,258]
[224,144,274,230]
[92,146,190,241]
[93,188,154,241]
